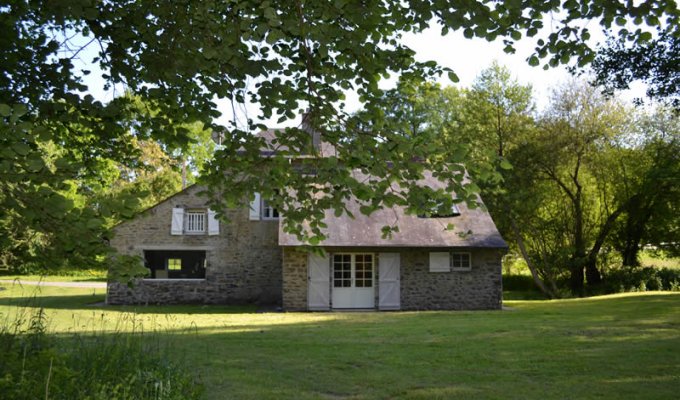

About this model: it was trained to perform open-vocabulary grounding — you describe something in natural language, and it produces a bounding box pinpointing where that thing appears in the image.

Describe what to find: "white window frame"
[184,210,206,234]
[451,252,472,271]
[261,198,279,220]
[332,253,374,288]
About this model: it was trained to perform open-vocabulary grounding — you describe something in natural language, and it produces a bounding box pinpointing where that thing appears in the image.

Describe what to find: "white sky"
[80,21,647,129]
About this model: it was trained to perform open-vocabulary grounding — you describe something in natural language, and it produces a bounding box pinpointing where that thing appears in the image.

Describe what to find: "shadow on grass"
[0,295,259,314]
[2,289,680,399]
[44,294,676,400]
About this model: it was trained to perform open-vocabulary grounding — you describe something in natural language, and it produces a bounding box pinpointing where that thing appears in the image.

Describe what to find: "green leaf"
[13,104,28,118]
[499,159,513,170]
[26,156,44,172]
[12,142,31,156]
[638,32,652,42]
[86,218,103,230]
[447,71,459,83]
[0,103,10,117]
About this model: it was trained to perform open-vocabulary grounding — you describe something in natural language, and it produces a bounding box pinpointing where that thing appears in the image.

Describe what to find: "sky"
[80,20,647,130]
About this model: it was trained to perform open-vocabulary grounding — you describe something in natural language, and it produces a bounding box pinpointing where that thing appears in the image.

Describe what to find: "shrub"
[0,308,202,400]
[603,267,680,294]
[503,274,537,291]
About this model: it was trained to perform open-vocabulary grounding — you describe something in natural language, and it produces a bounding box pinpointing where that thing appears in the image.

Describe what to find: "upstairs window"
[262,199,279,220]
[184,210,206,234]
[249,192,280,220]
[171,208,219,235]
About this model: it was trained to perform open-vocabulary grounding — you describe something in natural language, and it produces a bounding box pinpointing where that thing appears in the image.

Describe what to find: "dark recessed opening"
[144,250,206,279]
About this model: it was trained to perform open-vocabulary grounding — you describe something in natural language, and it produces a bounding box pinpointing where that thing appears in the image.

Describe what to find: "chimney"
[301,111,321,152]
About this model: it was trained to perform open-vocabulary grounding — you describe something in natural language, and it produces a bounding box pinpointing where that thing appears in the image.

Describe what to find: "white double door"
[331,253,375,309]
[307,252,401,310]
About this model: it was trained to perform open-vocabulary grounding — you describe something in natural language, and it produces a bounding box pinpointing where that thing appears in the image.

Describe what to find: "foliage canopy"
[1,1,678,271]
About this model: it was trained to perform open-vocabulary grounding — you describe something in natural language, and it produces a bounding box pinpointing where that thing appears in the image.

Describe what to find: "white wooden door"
[331,253,375,309]
[307,253,330,310]
[378,253,401,310]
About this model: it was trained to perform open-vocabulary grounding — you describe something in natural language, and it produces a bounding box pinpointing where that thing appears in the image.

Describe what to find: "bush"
[503,274,538,292]
[0,308,203,400]
[604,267,680,294]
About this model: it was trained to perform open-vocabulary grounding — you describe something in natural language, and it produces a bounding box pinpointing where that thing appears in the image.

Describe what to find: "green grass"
[0,268,107,282]
[1,281,679,400]
[640,251,680,270]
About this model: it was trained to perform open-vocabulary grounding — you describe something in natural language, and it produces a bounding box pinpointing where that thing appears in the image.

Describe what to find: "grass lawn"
[640,251,680,270]
[1,282,679,399]
[0,268,107,282]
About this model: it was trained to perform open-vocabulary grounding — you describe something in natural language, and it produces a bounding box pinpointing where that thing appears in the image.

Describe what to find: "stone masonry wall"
[107,185,282,305]
[281,247,503,311]
[400,248,503,310]
[281,248,308,311]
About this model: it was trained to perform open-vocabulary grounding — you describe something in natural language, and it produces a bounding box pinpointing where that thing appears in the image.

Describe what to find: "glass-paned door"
[331,253,374,308]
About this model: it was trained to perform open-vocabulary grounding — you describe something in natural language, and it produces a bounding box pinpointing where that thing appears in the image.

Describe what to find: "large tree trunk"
[585,194,642,282]
[569,264,585,295]
[585,261,602,286]
[511,219,557,298]
[619,199,653,267]
[621,243,641,267]
[571,187,588,294]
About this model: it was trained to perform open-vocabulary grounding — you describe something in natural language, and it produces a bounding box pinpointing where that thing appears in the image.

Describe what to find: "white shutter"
[429,252,450,272]
[379,253,401,310]
[307,252,330,310]
[207,209,219,236]
[171,208,184,235]
[249,192,261,220]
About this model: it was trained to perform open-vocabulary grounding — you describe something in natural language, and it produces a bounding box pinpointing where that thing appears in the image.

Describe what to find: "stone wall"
[400,248,503,310]
[280,247,503,311]
[107,185,282,305]
[281,248,308,311]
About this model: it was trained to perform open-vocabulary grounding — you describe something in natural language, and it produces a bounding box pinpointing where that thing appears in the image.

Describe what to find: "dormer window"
[418,200,461,218]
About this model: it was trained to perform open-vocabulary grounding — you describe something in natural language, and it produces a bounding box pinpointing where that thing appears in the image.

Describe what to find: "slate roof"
[278,171,507,248]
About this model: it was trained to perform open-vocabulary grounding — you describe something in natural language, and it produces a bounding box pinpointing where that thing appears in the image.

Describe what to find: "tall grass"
[0,304,202,400]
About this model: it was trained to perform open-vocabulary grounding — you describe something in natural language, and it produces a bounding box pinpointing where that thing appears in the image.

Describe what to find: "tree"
[464,61,534,159]
[592,27,680,109]
[2,1,678,270]
[610,107,680,266]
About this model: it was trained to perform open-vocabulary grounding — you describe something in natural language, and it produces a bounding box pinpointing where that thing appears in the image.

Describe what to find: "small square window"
[451,253,471,271]
[167,258,182,271]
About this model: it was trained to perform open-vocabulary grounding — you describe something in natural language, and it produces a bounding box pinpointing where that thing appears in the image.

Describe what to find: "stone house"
[107,130,507,310]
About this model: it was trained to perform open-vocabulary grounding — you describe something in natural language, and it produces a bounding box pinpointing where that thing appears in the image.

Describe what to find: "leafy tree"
[609,108,680,266]
[1,1,678,271]
[464,61,534,159]
[592,27,680,109]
